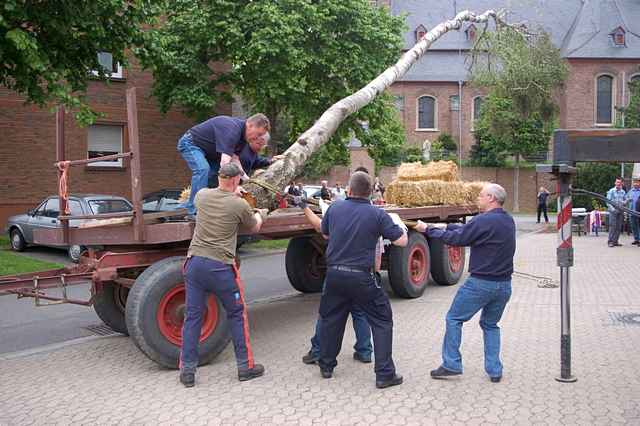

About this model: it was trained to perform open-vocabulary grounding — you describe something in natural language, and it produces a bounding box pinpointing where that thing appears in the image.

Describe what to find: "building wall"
[0,59,230,227]
[389,81,486,158]
[560,59,640,129]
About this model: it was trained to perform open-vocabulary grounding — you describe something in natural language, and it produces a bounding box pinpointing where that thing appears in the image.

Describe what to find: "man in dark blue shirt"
[415,183,516,383]
[177,114,281,216]
[297,171,408,389]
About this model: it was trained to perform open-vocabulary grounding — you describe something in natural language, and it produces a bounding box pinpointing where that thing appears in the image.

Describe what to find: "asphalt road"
[0,250,296,355]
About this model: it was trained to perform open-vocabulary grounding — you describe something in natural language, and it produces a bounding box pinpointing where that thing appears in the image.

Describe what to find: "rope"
[56,161,71,215]
[512,271,559,288]
[571,188,640,217]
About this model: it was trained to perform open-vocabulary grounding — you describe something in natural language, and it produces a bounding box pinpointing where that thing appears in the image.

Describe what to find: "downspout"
[458,80,463,167]
[622,71,626,179]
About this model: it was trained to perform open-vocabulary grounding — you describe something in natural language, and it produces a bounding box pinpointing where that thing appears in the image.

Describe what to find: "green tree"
[1,0,158,124]
[471,27,568,211]
[137,0,406,176]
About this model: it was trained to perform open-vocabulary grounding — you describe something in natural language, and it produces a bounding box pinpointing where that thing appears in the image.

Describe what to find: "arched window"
[596,75,614,125]
[630,74,640,83]
[417,96,436,130]
[472,96,484,121]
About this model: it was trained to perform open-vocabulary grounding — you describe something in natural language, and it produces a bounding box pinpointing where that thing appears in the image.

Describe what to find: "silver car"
[6,194,133,262]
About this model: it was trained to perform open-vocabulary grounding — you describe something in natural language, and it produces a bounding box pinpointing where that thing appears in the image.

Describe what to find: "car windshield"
[88,199,133,215]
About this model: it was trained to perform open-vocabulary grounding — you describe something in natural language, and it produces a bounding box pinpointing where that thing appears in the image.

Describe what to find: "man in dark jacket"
[415,183,516,383]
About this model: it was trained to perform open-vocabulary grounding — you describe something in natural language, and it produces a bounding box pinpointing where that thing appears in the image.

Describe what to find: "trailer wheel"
[285,237,325,293]
[93,283,129,335]
[429,240,466,286]
[126,256,230,369]
[388,231,430,299]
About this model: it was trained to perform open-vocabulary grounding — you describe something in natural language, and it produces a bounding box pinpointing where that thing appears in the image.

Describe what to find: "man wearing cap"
[177,113,282,217]
[180,162,268,387]
[296,171,408,389]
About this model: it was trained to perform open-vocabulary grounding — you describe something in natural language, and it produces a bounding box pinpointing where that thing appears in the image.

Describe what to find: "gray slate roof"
[391,0,640,82]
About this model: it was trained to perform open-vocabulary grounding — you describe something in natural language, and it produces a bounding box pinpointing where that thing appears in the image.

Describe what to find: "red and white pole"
[556,174,577,382]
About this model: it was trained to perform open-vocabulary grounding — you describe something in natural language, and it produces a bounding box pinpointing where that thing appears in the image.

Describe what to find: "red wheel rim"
[448,246,464,272]
[157,284,218,346]
[408,245,428,286]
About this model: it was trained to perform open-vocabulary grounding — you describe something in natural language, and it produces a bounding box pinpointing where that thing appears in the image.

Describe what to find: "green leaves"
[139,0,406,173]
[1,0,158,125]
[469,27,567,163]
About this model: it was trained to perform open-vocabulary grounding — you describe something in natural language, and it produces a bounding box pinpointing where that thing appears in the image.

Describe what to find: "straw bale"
[396,161,458,182]
[386,179,489,207]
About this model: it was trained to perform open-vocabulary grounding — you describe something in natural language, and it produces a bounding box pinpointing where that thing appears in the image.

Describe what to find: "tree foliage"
[137,0,406,175]
[0,0,158,124]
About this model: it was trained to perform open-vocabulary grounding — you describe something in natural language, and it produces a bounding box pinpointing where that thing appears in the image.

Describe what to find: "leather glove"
[292,195,308,210]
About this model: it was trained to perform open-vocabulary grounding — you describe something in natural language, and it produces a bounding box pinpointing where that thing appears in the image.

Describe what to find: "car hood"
[7,214,31,224]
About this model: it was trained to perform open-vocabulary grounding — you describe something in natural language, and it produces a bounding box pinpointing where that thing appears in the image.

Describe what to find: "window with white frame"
[596,75,614,125]
[631,74,640,83]
[87,124,124,167]
[91,52,123,79]
[449,95,460,111]
[394,95,404,112]
[417,96,436,130]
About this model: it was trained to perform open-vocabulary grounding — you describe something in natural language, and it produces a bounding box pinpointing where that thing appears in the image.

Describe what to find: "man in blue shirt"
[297,171,408,389]
[606,177,626,247]
[627,178,640,245]
[177,114,281,217]
[415,183,516,383]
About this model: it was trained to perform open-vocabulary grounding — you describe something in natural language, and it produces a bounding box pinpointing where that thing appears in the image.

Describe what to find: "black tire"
[285,237,325,293]
[125,256,231,369]
[9,228,26,252]
[93,284,129,335]
[67,245,86,263]
[388,231,430,298]
[429,239,466,286]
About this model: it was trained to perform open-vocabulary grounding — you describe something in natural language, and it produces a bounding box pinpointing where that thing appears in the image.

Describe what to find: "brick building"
[385,0,640,158]
[0,59,229,226]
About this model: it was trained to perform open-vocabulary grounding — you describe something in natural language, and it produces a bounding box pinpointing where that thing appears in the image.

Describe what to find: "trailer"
[0,88,478,368]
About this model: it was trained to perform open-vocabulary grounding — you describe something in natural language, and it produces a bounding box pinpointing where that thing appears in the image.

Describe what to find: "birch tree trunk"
[248,9,506,208]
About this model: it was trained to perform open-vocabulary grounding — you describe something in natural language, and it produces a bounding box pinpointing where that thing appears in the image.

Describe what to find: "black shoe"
[353,352,372,364]
[376,374,403,389]
[490,376,502,383]
[302,351,319,365]
[320,369,333,379]
[632,241,640,246]
[430,366,462,379]
[185,214,196,222]
[238,364,265,381]
[180,370,195,388]
[615,243,623,246]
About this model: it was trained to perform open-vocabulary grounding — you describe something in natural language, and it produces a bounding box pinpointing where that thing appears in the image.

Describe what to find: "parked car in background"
[302,185,322,199]
[6,195,133,262]
[142,188,183,212]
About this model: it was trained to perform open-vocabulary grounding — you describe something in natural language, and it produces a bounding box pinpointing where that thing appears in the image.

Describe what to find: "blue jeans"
[442,276,512,378]
[177,133,219,215]
[631,215,640,242]
[310,306,372,358]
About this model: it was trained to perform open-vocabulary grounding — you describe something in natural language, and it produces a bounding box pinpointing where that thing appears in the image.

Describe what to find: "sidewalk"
[1,231,639,425]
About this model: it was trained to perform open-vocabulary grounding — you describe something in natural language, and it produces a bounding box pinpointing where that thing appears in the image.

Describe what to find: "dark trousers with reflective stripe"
[181,256,254,371]
[318,268,396,381]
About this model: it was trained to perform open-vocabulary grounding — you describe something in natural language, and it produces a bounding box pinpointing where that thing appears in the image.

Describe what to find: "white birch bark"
[249,9,505,207]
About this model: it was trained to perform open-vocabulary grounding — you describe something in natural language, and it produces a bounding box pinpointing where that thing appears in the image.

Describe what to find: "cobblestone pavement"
[1,231,640,425]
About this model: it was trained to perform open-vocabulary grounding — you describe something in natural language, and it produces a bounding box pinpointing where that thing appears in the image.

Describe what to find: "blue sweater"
[426,208,516,281]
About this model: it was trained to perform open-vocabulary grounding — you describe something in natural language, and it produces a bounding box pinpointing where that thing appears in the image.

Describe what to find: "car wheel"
[68,245,86,263]
[10,228,26,252]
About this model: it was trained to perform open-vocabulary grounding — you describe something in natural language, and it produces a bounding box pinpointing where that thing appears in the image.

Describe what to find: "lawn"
[0,236,63,276]
[244,238,290,250]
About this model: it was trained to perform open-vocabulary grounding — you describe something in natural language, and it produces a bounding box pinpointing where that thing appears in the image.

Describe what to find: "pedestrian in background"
[606,177,626,247]
[536,186,550,223]
[627,178,640,245]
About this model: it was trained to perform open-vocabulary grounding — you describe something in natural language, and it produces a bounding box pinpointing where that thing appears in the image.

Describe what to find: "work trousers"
[608,211,624,245]
[318,268,396,381]
[181,256,254,372]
